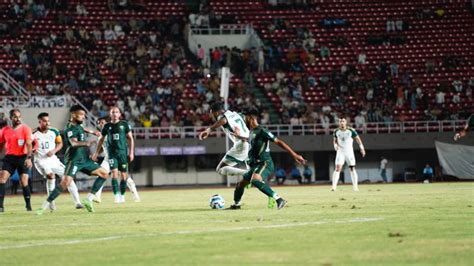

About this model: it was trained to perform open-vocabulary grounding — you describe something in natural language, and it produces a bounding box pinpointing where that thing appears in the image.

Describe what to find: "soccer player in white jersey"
[198,102,250,178]
[331,116,366,191]
[32,112,83,209]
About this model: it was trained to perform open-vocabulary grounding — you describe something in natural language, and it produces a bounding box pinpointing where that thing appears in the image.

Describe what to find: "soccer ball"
[209,194,225,209]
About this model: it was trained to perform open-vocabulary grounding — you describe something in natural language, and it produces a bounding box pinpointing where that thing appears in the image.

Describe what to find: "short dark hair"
[9,108,20,117]
[210,102,224,112]
[244,107,260,118]
[37,112,49,119]
[97,116,108,122]
[69,105,86,113]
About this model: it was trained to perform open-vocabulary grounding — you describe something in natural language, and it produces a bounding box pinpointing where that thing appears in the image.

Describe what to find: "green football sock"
[120,180,127,195]
[47,186,64,202]
[234,185,245,204]
[251,180,276,198]
[111,178,119,195]
[91,177,107,194]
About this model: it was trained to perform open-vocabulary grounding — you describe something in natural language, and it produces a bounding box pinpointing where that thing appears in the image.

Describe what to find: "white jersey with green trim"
[33,128,61,159]
[219,110,250,144]
[333,127,358,151]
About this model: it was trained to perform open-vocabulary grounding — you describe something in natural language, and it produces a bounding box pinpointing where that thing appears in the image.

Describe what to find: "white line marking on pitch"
[0,217,383,250]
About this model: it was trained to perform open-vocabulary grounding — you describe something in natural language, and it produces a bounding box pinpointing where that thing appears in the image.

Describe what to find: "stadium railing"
[133,120,466,139]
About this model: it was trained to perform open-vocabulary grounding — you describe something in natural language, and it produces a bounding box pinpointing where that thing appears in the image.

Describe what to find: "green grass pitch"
[0,183,473,265]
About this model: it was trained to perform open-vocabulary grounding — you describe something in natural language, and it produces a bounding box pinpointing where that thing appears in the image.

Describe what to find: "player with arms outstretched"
[32,112,83,210]
[37,105,111,214]
[229,108,306,210]
[0,109,33,212]
[92,107,140,203]
[198,102,250,178]
[331,116,366,192]
[454,114,473,141]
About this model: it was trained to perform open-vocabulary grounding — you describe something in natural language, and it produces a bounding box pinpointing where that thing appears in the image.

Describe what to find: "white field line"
[0,217,383,250]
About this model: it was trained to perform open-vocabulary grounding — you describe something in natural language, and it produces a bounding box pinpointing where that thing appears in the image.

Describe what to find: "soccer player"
[32,112,83,210]
[89,116,110,203]
[229,108,306,210]
[92,107,140,203]
[37,105,110,214]
[454,114,473,141]
[0,109,33,212]
[331,116,366,192]
[198,102,250,178]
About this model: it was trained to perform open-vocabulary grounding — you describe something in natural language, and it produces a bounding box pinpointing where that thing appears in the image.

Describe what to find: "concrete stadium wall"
[130,132,473,186]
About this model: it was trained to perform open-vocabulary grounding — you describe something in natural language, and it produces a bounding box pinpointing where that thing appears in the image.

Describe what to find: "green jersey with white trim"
[248,125,277,165]
[64,123,89,163]
[101,120,131,157]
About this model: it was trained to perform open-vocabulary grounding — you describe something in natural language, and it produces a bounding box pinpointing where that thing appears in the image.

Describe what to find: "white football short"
[335,149,356,166]
[34,156,65,177]
[221,141,250,166]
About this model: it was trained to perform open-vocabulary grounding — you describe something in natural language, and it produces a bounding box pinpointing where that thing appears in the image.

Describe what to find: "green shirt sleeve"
[261,128,277,142]
[350,128,358,138]
[333,129,338,138]
[65,127,77,142]
[101,124,109,136]
[124,121,131,134]
[50,128,60,137]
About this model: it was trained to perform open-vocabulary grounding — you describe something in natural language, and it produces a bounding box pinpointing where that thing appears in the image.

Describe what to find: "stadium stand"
[0,0,472,133]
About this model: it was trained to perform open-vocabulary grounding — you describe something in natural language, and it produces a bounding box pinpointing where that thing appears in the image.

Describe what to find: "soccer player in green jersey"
[37,105,111,214]
[229,108,306,210]
[92,107,139,203]
[454,114,474,141]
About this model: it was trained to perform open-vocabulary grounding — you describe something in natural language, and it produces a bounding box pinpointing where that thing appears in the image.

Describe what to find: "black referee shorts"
[1,155,29,176]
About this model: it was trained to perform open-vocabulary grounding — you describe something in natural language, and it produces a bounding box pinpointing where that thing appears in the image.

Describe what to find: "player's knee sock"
[47,186,64,202]
[22,186,31,207]
[120,180,126,195]
[95,184,104,199]
[46,179,55,196]
[67,181,81,205]
[233,185,245,205]
[350,170,359,190]
[88,177,107,201]
[111,178,119,195]
[0,183,5,208]
[218,166,248,176]
[332,171,341,190]
[251,180,280,200]
[126,178,139,197]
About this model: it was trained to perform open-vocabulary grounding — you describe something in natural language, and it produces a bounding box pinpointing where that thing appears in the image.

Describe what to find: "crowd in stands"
[0,0,472,129]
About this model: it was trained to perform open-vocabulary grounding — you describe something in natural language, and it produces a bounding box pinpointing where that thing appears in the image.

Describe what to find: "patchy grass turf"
[0,183,473,265]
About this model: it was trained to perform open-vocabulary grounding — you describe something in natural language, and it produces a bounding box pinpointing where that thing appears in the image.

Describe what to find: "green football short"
[64,160,101,178]
[108,153,128,172]
[243,160,275,181]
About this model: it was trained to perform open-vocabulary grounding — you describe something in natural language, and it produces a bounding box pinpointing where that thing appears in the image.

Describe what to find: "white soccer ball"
[209,194,225,209]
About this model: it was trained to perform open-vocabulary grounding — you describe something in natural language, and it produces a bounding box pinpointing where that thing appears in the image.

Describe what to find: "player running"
[229,108,306,210]
[198,102,250,178]
[0,109,33,212]
[331,116,366,192]
[92,107,140,203]
[37,105,111,214]
[32,112,83,210]
[454,114,473,141]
